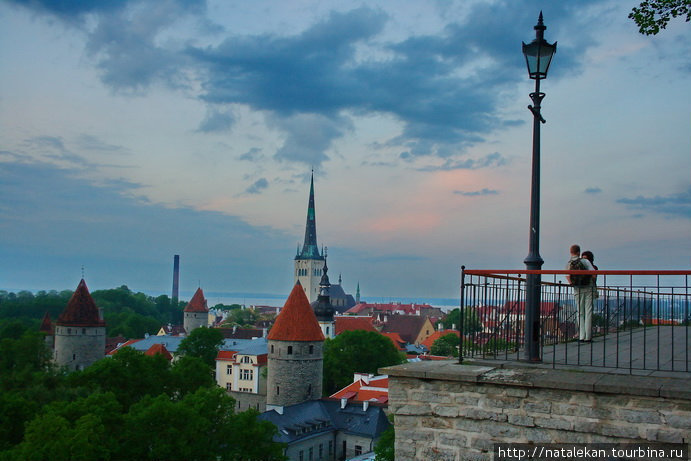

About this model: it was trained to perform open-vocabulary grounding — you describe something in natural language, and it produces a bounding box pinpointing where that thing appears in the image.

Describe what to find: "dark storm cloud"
[11,0,597,166]
[453,188,499,197]
[245,178,269,194]
[617,187,691,218]
[197,108,235,133]
[417,152,508,171]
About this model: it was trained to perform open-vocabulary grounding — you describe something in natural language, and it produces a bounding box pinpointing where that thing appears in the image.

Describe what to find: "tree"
[177,327,224,368]
[630,0,691,35]
[223,308,259,327]
[442,308,482,334]
[430,333,460,357]
[374,417,395,461]
[323,330,406,395]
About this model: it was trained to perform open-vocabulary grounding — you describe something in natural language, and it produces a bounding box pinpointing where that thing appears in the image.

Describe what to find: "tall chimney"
[172,255,180,308]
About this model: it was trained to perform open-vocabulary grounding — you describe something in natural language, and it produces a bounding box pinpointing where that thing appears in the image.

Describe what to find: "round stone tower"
[267,281,325,410]
[54,279,106,371]
[183,287,209,333]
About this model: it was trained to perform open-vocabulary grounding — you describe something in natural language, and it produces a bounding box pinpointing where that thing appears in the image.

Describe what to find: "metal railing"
[458,269,690,373]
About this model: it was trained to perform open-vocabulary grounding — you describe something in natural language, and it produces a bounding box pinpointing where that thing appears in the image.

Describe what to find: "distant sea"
[189,291,461,312]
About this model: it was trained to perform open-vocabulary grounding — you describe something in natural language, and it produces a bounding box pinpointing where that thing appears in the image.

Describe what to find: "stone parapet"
[381,361,691,461]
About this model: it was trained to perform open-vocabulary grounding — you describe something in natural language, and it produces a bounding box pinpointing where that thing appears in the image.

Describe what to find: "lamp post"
[522,12,556,362]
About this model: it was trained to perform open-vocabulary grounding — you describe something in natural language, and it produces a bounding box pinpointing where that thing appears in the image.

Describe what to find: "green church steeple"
[296,171,323,260]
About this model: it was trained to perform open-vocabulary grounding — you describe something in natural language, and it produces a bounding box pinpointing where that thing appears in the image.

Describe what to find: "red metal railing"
[459,269,690,373]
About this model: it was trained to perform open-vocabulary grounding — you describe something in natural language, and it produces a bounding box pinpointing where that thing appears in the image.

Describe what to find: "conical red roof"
[184,288,208,313]
[39,312,54,334]
[268,282,324,342]
[57,279,105,327]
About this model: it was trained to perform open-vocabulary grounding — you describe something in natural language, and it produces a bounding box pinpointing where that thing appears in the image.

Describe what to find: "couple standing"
[566,244,598,342]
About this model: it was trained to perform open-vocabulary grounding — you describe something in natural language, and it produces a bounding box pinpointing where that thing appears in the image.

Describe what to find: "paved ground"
[467,325,691,379]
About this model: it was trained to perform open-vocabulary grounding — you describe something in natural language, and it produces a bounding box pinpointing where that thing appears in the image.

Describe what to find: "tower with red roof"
[267,282,325,410]
[54,279,106,371]
[183,287,209,333]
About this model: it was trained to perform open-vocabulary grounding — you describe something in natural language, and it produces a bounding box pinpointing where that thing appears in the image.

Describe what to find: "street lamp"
[522,12,556,362]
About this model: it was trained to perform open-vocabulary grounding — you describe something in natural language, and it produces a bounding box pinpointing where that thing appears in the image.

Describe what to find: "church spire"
[297,171,322,260]
[356,281,361,304]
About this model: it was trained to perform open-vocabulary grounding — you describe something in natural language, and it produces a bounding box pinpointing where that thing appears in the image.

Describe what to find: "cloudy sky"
[1,0,689,299]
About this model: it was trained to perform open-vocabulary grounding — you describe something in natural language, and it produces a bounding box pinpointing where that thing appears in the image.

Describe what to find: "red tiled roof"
[420,330,460,349]
[39,312,54,334]
[145,343,173,361]
[57,279,106,327]
[184,288,209,313]
[381,332,406,351]
[330,374,389,402]
[107,338,142,355]
[334,316,377,335]
[216,350,237,361]
[380,316,431,344]
[267,282,324,342]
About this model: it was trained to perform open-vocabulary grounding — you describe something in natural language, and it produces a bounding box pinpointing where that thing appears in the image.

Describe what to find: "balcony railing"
[459,269,690,373]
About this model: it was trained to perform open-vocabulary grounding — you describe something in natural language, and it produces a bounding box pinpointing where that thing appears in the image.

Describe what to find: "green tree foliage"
[430,333,460,357]
[178,327,225,367]
[0,344,284,460]
[442,307,482,334]
[630,0,691,35]
[222,308,260,327]
[374,417,395,461]
[323,330,406,395]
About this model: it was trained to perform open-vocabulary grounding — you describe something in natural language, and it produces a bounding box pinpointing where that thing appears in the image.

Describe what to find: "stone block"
[508,414,535,427]
[647,428,686,443]
[421,417,452,429]
[421,445,457,461]
[524,401,551,414]
[534,416,572,431]
[483,396,522,410]
[433,405,460,418]
[594,374,661,397]
[486,423,522,438]
[469,435,495,452]
[663,413,691,429]
[616,408,662,424]
[396,415,418,429]
[600,424,642,439]
[438,431,467,448]
[397,404,431,416]
[455,394,482,406]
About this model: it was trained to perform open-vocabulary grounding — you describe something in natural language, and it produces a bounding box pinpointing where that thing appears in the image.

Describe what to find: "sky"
[1,0,689,299]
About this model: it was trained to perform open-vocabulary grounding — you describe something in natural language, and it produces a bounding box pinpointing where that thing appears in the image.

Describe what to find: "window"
[299,450,304,461]
[326,326,330,335]
[82,328,86,334]
[68,328,71,335]
[287,346,293,355]
[329,441,333,455]
[241,356,251,363]
[307,384,312,396]
[276,386,279,395]
[355,445,363,456]
[271,345,274,353]
[226,383,231,391]
[309,345,314,354]
[308,447,313,461]
[226,365,232,375]
[241,369,253,380]
[319,444,323,458]
[342,441,346,457]
[72,354,76,360]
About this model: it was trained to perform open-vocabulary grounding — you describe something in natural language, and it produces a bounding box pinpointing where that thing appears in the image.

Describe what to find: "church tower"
[311,257,335,339]
[183,287,209,333]
[54,279,106,371]
[267,282,324,411]
[294,172,324,303]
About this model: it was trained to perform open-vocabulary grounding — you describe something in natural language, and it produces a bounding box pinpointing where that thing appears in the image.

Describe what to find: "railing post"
[459,266,465,364]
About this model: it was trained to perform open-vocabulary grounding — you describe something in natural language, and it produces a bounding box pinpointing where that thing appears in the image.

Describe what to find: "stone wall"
[267,339,323,407]
[230,390,266,412]
[54,325,106,371]
[381,361,691,461]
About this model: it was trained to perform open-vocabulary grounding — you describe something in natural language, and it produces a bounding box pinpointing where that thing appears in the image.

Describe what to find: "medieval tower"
[54,279,106,371]
[266,282,324,410]
[183,287,209,333]
[311,258,335,339]
[294,172,324,303]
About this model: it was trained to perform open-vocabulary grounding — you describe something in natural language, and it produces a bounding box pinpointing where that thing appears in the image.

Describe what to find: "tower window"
[82,328,86,334]
[287,346,293,355]
[271,345,274,354]
[309,345,314,354]
[276,386,279,395]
